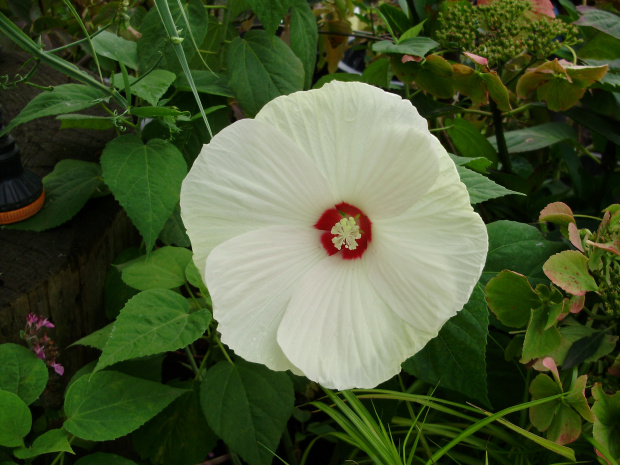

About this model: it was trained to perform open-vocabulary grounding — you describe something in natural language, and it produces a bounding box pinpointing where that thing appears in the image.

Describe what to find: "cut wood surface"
[0,50,139,376]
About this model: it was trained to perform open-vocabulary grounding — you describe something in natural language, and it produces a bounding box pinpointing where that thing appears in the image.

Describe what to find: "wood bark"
[0,50,139,377]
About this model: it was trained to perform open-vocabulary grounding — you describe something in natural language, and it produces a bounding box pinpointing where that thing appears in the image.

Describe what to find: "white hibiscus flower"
[180,81,488,390]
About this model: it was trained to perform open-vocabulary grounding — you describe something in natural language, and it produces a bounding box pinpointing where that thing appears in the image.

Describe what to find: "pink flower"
[50,361,65,376]
[37,318,54,329]
[26,313,37,325]
[33,343,46,360]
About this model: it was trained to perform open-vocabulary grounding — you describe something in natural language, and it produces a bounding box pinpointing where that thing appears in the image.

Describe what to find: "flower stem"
[490,99,512,173]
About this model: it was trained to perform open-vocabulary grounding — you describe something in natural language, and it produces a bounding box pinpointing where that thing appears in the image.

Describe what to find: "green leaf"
[379,3,412,37]
[0,344,48,406]
[372,37,439,56]
[132,387,217,465]
[113,70,176,106]
[121,246,193,290]
[411,54,455,99]
[481,72,511,111]
[594,71,620,92]
[410,92,461,118]
[75,453,138,465]
[522,306,563,362]
[104,248,142,320]
[100,135,188,253]
[159,204,191,247]
[1,84,108,136]
[592,383,620,461]
[64,371,186,441]
[227,30,304,117]
[138,0,208,75]
[400,20,426,40]
[7,160,105,232]
[575,6,620,41]
[482,221,567,287]
[185,260,209,298]
[448,153,492,173]
[566,375,595,423]
[290,0,318,89]
[456,165,521,204]
[447,118,498,166]
[547,321,618,368]
[57,114,117,130]
[200,360,295,465]
[361,57,394,89]
[0,390,31,447]
[452,65,487,106]
[13,429,73,459]
[543,250,599,296]
[174,70,233,97]
[313,73,364,89]
[94,289,211,372]
[246,0,293,36]
[402,284,490,406]
[485,270,542,328]
[488,123,577,153]
[529,374,561,432]
[563,105,620,146]
[563,331,611,370]
[71,323,114,350]
[91,30,138,70]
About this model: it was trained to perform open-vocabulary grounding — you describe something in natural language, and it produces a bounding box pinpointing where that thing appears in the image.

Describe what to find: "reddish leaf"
[464,52,488,66]
[585,238,620,257]
[568,223,583,251]
[540,202,575,226]
[543,250,599,296]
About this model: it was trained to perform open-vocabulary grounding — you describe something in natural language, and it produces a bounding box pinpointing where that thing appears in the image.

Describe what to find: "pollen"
[331,217,362,251]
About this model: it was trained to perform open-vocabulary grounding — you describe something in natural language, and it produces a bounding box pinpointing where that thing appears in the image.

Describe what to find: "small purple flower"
[37,318,54,329]
[50,361,64,376]
[33,343,46,360]
[23,313,63,376]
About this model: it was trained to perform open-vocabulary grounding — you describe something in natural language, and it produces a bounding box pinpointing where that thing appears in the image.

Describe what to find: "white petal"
[277,255,434,389]
[206,225,326,373]
[367,139,488,333]
[180,118,335,283]
[256,81,439,220]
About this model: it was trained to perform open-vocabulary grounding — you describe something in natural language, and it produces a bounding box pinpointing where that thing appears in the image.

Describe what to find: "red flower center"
[314,202,372,260]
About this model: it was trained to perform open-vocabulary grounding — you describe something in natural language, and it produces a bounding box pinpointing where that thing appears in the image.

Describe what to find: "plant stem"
[184,345,201,377]
[215,335,234,364]
[490,99,512,173]
[502,103,540,118]
[281,429,299,465]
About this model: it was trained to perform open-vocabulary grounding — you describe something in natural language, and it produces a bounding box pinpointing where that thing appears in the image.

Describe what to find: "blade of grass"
[63,0,103,82]
[174,0,213,72]
[583,435,619,465]
[424,393,572,465]
[153,0,213,139]
[472,405,577,461]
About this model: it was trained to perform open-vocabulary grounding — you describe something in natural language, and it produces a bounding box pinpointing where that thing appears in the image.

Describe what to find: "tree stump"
[0,50,139,376]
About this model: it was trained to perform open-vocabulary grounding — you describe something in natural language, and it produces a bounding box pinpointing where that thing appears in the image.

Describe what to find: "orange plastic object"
[0,189,45,225]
